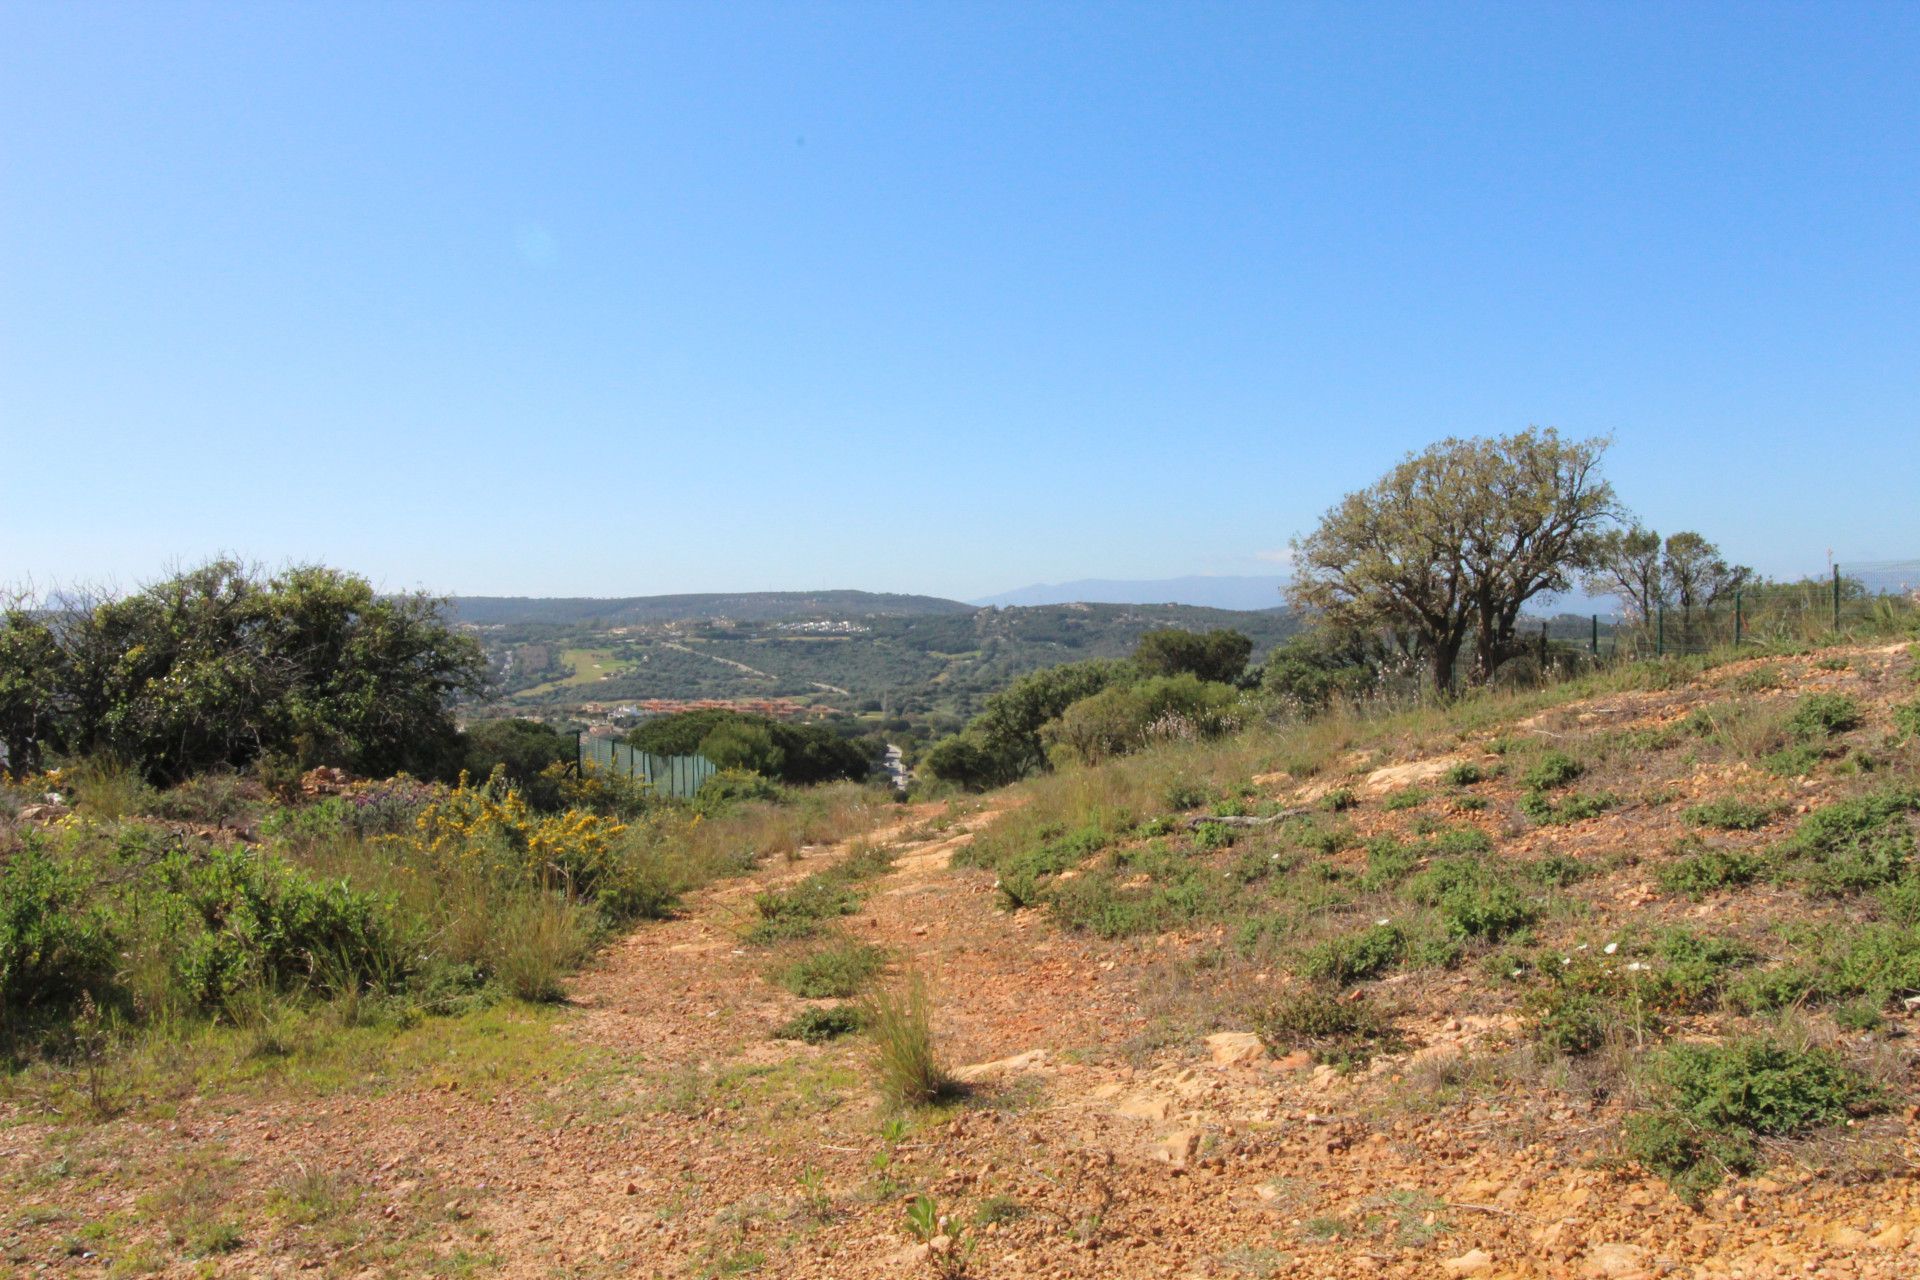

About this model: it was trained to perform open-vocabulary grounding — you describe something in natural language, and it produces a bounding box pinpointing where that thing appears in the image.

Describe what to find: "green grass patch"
[775,942,888,999]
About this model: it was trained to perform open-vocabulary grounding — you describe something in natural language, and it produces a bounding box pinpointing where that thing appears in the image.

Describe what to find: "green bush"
[1683,797,1780,831]
[1784,693,1863,741]
[1382,789,1428,811]
[1253,990,1404,1069]
[1519,789,1617,825]
[1443,762,1488,786]
[778,942,888,999]
[1777,787,1920,895]
[1526,986,1607,1055]
[1522,751,1584,791]
[1405,858,1538,940]
[0,842,116,1027]
[1657,845,1766,898]
[1625,1038,1878,1201]
[1893,700,1920,741]
[775,1005,863,1044]
[155,845,402,1008]
[1299,924,1405,984]
[1042,674,1242,765]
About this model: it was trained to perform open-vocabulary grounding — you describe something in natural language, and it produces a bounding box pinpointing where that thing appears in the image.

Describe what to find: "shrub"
[1784,693,1863,741]
[1893,701,1920,742]
[0,842,116,1027]
[148,772,258,828]
[863,973,953,1107]
[1042,674,1242,765]
[1777,788,1920,896]
[1323,787,1358,813]
[1163,780,1214,812]
[1299,925,1405,984]
[1527,987,1607,1055]
[1443,762,1487,787]
[1625,1038,1878,1201]
[775,1004,863,1044]
[1382,789,1428,811]
[155,845,402,1008]
[1683,797,1780,831]
[778,942,888,999]
[1657,845,1766,898]
[1253,990,1404,1069]
[1519,789,1616,825]
[1523,752,1584,791]
[693,768,782,815]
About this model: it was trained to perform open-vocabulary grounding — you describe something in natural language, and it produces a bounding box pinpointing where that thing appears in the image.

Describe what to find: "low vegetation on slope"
[954,639,1920,1199]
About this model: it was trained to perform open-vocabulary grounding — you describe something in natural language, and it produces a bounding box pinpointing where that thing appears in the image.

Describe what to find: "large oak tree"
[1288,428,1617,693]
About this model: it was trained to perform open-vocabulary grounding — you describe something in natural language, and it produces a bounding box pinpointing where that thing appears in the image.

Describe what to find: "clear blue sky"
[4,2,1916,601]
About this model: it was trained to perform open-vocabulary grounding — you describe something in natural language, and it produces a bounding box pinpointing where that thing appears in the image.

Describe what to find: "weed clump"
[1684,797,1781,831]
[1523,751,1584,791]
[777,942,888,999]
[1776,787,1920,896]
[863,973,955,1108]
[775,1005,863,1044]
[1657,843,1767,898]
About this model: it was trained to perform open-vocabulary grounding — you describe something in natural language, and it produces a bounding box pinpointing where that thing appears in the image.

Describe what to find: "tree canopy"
[0,561,487,782]
[1132,627,1253,685]
[625,709,870,785]
[1289,428,1616,692]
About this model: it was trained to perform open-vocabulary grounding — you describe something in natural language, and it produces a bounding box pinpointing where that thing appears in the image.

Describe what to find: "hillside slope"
[6,641,1917,1278]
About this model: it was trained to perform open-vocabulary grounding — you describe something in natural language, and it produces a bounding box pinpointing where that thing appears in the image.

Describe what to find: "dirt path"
[9,773,1920,1279]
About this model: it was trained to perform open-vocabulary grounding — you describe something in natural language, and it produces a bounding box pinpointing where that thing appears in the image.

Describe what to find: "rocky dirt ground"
[5,646,1920,1280]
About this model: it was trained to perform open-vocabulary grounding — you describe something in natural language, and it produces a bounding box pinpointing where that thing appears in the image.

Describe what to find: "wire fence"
[576,735,719,799]
[1524,562,1920,670]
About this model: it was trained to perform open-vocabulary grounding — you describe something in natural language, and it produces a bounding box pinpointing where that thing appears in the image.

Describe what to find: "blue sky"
[4,2,1916,601]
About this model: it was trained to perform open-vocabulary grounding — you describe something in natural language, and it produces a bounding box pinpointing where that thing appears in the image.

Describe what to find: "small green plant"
[1323,787,1358,813]
[1776,787,1920,896]
[1892,700,1920,741]
[1164,780,1213,812]
[1298,924,1405,985]
[1443,761,1487,786]
[1192,820,1233,851]
[1784,693,1863,741]
[1732,666,1784,692]
[774,1005,864,1043]
[1519,789,1616,825]
[1657,844,1766,898]
[1455,795,1489,811]
[1683,797,1781,831]
[1253,990,1405,1069]
[1382,789,1428,811]
[1523,751,1584,791]
[777,942,888,999]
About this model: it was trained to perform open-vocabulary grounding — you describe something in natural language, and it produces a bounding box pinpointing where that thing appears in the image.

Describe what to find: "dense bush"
[0,842,115,1028]
[627,710,871,785]
[1041,674,1241,765]
[1624,1038,1877,1200]
[0,561,485,784]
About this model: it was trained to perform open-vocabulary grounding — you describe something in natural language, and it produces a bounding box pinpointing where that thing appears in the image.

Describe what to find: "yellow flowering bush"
[411,769,629,900]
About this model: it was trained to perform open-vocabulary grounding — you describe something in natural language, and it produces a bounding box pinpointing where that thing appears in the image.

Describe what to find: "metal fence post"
[1590,614,1598,656]
[1733,591,1742,647]
[1832,565,1841,632]
[1657,604,1665,656]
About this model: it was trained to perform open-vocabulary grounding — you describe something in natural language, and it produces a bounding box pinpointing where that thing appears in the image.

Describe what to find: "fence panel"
[577,735,718,799]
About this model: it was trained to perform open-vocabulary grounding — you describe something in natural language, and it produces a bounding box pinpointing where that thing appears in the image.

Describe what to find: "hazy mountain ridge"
[973,574,1292,611]
[451,590,975,627]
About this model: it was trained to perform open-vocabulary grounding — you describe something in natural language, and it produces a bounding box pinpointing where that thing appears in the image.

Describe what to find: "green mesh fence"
[577,736,718,799]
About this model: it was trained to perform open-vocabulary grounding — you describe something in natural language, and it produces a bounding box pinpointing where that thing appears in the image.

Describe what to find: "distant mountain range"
[450,590,975,627]
[972,575,1291,612]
